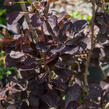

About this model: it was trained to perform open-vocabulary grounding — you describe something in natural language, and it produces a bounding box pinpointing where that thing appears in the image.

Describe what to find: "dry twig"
[20,0,38,43]
[84,0,96,93]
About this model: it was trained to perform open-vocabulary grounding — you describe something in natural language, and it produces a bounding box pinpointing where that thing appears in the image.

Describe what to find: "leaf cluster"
[0,0,109,109]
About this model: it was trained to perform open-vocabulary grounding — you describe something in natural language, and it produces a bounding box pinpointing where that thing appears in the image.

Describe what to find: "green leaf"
[0,9,6,16]
[51,70,57,78]
[62,95,66,100]
[0,17,7,25]
[6,70,12,76]
[9,66,17,71]
[27,0,32,4]
[0,51,5,57]
[0,75,3,80]
[75,11,79,16]
[80,97,83,104]
[0,67,3,72]
[86,15,92,21]
[0,34,4,38]
[79,14,84,19]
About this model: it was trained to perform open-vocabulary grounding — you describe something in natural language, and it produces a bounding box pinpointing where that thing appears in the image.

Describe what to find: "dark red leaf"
[30,12,43,27]
[65,84,82,108]
[6,11,24,25]
[45,54,59,66]
[41,91,60,108]
[5,51,26,67]
[36,41,49,53]
[48,15,58,29]
[52,79,67,91]
[20,57,37,69]
[54,67,72,79]
[66,101,80,109]
[86,83,103,101]
[58,11,67,23]
[4,0,15,6]
[70,20,87,36]
[29,96,39,107]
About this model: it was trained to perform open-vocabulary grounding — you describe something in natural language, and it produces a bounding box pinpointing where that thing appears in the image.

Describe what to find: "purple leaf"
[41,91,60,108]
[6,11,24,25]
[20,57,37,69]
[48,15,58,29]
[29,96,39,107]
[61,46,80,55]
[5,51,26,67]
[4,0,15,6]
[66,101,79,109]
[52,79,67,91]
[58,11,67,23]
[86,83,103,102]
[54,67,72,79]
[36,41,49,53]
[65,83,82,108]
[70,20,87,35]
[30,13,43,27]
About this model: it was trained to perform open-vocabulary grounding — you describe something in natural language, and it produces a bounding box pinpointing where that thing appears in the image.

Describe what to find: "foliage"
[71,10,91,20]
[70,10,92,25]
[0,51,17,80]
[0,0,109,109]
[0,8,7,25]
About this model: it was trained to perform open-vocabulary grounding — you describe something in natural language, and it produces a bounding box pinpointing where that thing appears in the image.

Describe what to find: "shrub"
[0,0,109,109]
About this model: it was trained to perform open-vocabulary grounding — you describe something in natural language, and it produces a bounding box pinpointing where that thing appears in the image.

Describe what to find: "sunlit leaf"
[0,9,6,16]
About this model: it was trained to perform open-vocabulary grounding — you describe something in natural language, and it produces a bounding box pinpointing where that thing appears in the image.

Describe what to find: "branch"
[84,0,96,93]
[20,0,38,43]
[98,63,106,78]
